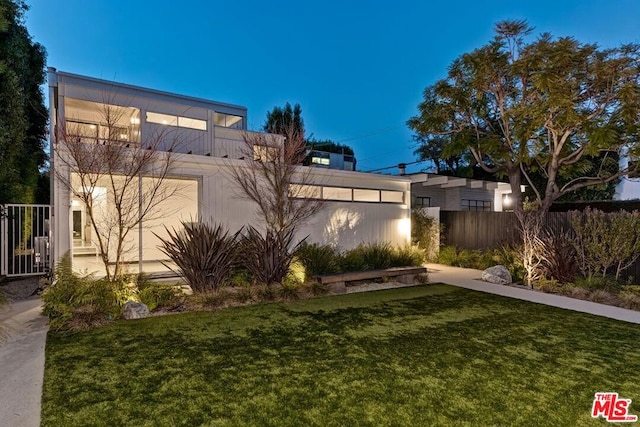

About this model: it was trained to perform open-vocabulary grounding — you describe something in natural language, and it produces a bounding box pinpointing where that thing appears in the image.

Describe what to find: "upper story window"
[146,112,207,131]
[66,120,131,143]
[64,98,140,143]
[311,151,330,166]
[253,145,280,162]
[462,199,491,211]
[214,112,244,129]
[415,196,431,208]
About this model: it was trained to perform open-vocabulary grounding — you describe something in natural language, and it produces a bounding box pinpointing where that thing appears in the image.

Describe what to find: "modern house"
[615,147,640,200]
[49,69,411,276]
[306,150,356,171]
[409,173,515,212]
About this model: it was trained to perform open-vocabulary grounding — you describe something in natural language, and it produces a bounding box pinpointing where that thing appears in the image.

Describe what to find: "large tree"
[0,0,48,204]
[408,20,640,214]
[263,102,304,142]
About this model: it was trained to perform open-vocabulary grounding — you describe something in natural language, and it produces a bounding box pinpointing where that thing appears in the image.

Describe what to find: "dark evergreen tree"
[263,102,304,142]
[0,0,48,204]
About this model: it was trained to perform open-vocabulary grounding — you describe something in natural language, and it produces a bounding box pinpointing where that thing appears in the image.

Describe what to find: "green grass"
[42,285,640,426]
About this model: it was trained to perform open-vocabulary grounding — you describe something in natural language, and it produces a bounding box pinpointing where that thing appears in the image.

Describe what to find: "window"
[415,196,431,208]
[288,184,405,204]
[462,199,491,211]
[66,121,98,141]
[353,189,380,202]
[311,152,330,166]
[66,121,130,143]
[178,116,207,131]
[100,125,130,142]
[214,112,244,129]
[289,184,322,199]
[146,112,177,126]
[381,190,404,203]
[323,187,352,201]
[146,112,207,131]
[253,145,279,162]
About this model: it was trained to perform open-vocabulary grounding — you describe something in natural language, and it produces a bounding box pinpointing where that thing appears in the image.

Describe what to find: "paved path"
[0,297,48,427]
[427,263,640,325]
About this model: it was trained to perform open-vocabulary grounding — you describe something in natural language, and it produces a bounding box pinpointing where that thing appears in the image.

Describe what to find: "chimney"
[398,163,407,176]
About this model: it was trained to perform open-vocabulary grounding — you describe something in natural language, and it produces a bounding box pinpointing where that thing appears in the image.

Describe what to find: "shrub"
[437,246,477,268]
[589,289,620,306]
[619,286,640,310]
[233,286,254,304]
[42,253,124,330]
[138,283,181,312]
[254,284,277,302]
[278,283,301,301]
[572,276,622,293]
[284,259,306,287]
[491,245,524,284]
[350,242,394,271]
[534,278,561,293]
[539,230,578,283]
[303,280,328,296]
[563,285,591,301]
[156,222,241,293]
[571,208,640,280]
[411,208,440,261]
[296,242,341,277]
[228,268,253,287]
[391,245,425,267]
[241,226,303,286]
[189,289,232,310]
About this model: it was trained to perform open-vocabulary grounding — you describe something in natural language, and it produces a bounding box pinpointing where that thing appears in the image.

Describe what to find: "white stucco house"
[48,69,411,276]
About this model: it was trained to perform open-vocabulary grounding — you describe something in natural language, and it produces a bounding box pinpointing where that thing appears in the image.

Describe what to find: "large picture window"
[146,112,207,131]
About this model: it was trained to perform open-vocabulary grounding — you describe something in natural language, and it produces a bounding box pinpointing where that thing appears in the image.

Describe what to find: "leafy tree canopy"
[0,0,48,204]
[408,20,640,212]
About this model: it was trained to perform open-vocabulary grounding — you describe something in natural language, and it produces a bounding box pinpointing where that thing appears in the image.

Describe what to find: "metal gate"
[0,204,51,277]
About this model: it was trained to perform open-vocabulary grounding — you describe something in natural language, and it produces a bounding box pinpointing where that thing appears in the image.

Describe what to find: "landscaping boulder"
[482,265,512,285]
[123,301,150,319]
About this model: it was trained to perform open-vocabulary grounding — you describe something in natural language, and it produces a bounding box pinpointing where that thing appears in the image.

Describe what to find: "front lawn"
[42,284,640,426]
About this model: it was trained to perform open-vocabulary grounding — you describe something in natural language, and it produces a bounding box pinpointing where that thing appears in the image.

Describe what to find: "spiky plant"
[155,222,241,293]
[241,226,305,286]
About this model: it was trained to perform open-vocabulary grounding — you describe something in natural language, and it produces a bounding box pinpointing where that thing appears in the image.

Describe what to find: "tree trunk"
[507,167,523,215]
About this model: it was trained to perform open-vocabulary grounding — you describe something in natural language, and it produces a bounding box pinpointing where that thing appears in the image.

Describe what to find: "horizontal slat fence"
[440,210,640,282]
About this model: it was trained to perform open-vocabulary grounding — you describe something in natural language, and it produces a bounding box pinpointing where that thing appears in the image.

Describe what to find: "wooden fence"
[439,210,640,281]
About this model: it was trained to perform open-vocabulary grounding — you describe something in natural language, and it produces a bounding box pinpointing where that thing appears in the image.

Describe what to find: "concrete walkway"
[0,297,48,427]
[427,263,640,325]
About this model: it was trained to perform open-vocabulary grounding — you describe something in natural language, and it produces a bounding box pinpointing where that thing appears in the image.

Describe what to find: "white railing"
[0,204,51,277]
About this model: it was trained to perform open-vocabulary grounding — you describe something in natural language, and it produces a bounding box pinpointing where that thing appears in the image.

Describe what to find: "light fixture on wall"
[503,194,512,207]
[397,217,411,240]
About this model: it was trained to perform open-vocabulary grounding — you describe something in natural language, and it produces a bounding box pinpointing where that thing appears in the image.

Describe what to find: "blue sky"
[26,0,640,173]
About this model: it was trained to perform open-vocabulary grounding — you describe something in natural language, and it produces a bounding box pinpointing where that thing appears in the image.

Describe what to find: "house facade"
[49,69,411,276]
[409,173,515,212]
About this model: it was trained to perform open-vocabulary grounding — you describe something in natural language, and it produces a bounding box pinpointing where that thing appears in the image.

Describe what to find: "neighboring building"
[49,69,410,276]
[615,147,640,200]
[306,150,356,171]
[409,173,515,212]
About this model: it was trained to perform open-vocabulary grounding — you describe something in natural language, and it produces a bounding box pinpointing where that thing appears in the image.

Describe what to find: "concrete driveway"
[0,297,48,427]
